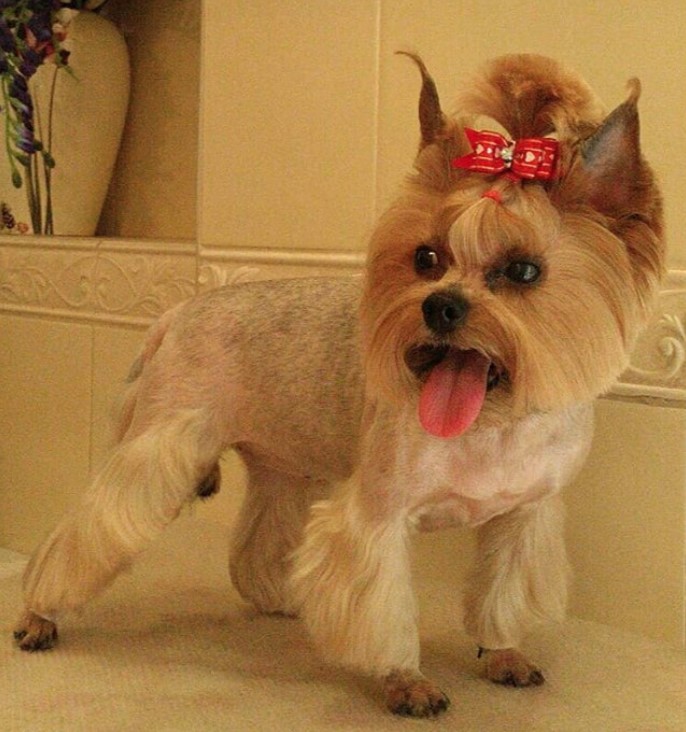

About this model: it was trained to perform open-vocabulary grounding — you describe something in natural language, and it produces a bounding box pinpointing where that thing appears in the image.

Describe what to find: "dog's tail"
[114,301,187,444]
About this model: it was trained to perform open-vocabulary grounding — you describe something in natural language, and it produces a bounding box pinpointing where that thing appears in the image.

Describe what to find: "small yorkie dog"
[15,53,664,718]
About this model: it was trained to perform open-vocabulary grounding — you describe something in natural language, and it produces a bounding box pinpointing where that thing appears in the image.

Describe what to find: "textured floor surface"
[1,516,684,732]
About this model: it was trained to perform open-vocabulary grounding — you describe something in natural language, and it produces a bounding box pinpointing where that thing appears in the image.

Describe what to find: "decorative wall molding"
[198,246,365,291]
[0,236,684,404]
[200,245,365,270]
[0,237,196,327]
[613,270,686,404]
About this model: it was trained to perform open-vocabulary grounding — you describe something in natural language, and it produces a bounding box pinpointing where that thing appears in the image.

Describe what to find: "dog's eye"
[414,246,440,274]
[502,260,541,285]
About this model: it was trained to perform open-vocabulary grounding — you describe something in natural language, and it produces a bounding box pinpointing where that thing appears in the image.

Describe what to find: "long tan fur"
[16,54,664,719]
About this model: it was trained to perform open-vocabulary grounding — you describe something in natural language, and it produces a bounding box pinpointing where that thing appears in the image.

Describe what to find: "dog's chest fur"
[363,403,593,529]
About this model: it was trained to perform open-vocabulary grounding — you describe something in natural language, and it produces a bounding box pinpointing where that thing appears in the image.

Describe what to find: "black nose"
[422,290,470,335]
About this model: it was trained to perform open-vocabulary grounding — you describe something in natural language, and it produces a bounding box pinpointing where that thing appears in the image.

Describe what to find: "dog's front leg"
[463,494,569,687]
[291,477,449,717]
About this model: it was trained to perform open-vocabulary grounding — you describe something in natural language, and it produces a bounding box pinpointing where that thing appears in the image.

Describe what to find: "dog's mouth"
[405,344,508,439]
[405,345,507,390]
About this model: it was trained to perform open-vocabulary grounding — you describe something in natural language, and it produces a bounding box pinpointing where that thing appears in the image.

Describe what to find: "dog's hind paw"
[14,611,58,652]
[480,648,545,687]
[383,670,450,717]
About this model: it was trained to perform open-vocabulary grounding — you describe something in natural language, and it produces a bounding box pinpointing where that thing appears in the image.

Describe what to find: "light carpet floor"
[0,515,684,731]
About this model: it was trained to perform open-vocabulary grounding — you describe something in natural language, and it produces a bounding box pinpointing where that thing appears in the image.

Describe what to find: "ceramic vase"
[0,10,130,236]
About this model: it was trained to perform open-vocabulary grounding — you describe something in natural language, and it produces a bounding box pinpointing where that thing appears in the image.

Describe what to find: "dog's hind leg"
[15,407,224,651]
[229,456,324,616]
[462,495,570,687]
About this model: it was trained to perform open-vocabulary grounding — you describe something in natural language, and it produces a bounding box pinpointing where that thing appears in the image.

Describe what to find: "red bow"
[452,128,559,181]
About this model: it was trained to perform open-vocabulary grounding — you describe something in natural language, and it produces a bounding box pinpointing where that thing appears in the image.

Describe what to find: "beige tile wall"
[0,0,684,649]
[567,400,686,645]
[200,0,686,267]
[0,316,93,549]
[199,0,379,251]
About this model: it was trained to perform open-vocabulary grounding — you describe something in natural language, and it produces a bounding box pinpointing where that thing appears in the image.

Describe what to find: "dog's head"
[361,53,664,437]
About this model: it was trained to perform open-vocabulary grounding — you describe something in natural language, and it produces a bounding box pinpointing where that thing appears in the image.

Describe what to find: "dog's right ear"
[397,51,446,147]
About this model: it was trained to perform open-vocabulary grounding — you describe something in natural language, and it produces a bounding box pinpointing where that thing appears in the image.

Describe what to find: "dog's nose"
[422,290,470,335]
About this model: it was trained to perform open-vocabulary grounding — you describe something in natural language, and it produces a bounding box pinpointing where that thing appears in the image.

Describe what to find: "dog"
[14,53,664,718]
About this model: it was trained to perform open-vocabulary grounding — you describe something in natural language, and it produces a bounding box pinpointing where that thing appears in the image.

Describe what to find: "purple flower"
[10,75,30,106]
[23,48,43,68]
[0,20,16,54]
[19,62,36,79]
[26,1,54,13]
[17,134,36,154]
[27,13,53,46]
[7,71,36,155]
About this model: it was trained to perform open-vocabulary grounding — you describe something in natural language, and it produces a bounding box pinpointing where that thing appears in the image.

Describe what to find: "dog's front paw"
[14,611,58,652]
[383,670,450,717]
[480,648,544,687]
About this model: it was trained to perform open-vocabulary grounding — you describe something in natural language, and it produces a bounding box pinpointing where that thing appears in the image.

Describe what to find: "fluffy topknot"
[454,54,606,140]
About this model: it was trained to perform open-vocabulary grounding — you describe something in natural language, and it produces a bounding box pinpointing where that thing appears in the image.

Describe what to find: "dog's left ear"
[397,51,446,147]
[578,79,647,216]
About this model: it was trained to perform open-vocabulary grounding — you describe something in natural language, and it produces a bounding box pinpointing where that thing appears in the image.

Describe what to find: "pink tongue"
[418,350,490,438]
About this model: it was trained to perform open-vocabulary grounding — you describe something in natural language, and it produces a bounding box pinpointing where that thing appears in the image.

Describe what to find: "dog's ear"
[397,51,446,147]
[578,79,646,216]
